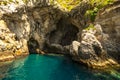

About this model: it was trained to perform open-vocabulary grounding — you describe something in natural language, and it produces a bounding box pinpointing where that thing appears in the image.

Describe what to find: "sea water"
[0,54,120,80]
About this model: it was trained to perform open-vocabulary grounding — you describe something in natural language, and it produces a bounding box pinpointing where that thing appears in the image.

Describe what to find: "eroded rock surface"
[0,20,28,61]
[70,24,118,68]
[95,1,120,63]
[0,1,120,69]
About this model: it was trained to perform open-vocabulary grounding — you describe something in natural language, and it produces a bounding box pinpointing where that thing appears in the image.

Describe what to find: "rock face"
[70,25,118,68]
[70,1,120,68]
[0,20,28,61]
[0,6,63,53]
[0,4,79,60]
[95,1,120,63]
[0,1,120,69]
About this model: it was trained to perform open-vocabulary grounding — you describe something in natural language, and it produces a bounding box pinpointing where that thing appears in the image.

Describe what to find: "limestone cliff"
[69,1,120,68]
[0,1,120,69]
[95,1,120,63]
[0,5,64,61]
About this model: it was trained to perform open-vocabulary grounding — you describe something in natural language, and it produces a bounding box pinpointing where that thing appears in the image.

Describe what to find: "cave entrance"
[27,18,79,54]
[60,24,79,46]
[49,18,79,46]
[27,38,39,54]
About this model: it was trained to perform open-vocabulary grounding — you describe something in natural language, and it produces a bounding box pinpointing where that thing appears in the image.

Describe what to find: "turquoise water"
[0,54,120,80]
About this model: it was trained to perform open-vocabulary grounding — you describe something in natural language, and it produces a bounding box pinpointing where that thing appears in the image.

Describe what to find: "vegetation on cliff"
[85,0,115,22]
[0,0,115,22]
[50,0,115,11]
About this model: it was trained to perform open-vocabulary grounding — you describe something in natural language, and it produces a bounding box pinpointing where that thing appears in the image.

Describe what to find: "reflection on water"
[0,54,120,80]
[0,61,12,79]
[0,57,27,80]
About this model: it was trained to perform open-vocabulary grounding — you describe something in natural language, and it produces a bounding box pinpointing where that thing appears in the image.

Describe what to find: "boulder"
[70,25,119,68]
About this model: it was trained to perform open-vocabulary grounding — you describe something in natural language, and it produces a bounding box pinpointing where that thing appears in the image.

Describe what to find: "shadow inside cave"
[43,17,79,54]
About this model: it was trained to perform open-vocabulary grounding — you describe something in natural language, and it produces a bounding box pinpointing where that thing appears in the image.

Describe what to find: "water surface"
[0,54,120,80]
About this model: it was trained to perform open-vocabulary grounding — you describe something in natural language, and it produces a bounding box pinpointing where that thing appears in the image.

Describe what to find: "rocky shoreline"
[0,1,120,69]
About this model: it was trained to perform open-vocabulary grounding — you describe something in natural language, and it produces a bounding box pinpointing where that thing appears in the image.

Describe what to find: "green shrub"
[85,23,95,30]
[50,0,80,11]
[85,0,115,22]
